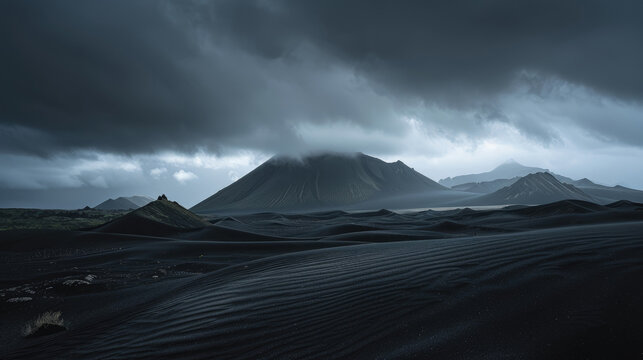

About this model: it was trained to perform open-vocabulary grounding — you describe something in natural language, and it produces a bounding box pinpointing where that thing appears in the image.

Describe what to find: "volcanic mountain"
[94,196,154,210]
[98,198,210,235]
[473,172,594,205]
[191,152,448,214]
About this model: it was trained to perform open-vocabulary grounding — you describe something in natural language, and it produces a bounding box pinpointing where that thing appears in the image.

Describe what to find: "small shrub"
[23,311,66,337]
[63,279,90,286]
[6,297,32,303]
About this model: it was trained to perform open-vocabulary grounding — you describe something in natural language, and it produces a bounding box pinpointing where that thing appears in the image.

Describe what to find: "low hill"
[509,199,607,217]
[473,172,594,205]
[97,199,209,235]
[94,196,153,210]
[192,152,447,214]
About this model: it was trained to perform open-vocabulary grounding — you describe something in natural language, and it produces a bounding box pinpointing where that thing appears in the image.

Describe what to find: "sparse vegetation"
[0,208,129,231]
[7,297,32,303]
[23,311,66,337]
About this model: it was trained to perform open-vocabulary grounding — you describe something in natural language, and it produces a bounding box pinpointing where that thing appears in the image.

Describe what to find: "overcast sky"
[2,0,643,208]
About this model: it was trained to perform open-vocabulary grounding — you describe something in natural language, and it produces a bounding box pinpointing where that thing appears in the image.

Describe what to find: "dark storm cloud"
[198,0,643,101]
[0,0,253,155]
[1,0,643,156]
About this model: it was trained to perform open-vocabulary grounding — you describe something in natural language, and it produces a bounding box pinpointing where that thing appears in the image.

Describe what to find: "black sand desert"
[3,174,643,358]
[3,1,643,359]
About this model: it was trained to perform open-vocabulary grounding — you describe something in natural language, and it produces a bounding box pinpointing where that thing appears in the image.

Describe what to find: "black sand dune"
[511,199,607,216]
[4,222,643,359]
[606,199,643,209]
[2,200,643,359]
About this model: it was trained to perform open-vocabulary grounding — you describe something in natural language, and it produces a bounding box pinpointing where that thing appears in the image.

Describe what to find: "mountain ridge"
[473,172,594,205]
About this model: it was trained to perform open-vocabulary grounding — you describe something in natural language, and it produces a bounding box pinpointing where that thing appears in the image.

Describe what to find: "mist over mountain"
[191,152,448,214]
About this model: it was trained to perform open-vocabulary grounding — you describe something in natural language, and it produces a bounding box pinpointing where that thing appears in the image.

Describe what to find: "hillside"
[97,198,210,235]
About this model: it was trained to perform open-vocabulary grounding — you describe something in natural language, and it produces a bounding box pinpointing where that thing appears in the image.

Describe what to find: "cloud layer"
[1,1,643,208]
[1,0,642,157]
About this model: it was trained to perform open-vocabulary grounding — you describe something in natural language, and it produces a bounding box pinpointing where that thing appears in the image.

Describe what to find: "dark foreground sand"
[1,200,643,359]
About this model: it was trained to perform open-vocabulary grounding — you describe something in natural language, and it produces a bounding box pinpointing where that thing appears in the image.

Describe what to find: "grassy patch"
[23,311,66,337]
[0,208,128,231]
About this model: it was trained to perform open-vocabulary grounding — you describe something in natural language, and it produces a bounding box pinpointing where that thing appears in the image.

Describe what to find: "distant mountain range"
[439,159,575,187]
[472,172,595,205]
[94,196,154,210]
[188,153,643,214]
[445,162,643,203]
[439,160,547,187]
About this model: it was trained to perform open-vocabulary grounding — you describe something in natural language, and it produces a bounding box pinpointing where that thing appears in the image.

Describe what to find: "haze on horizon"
[1,0,643,209]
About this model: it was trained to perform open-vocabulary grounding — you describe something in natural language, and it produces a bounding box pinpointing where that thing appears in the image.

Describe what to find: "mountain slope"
[94,196,153,210]
[98,199,209,235]
[192,152,447,213]
[473,172,594,205]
